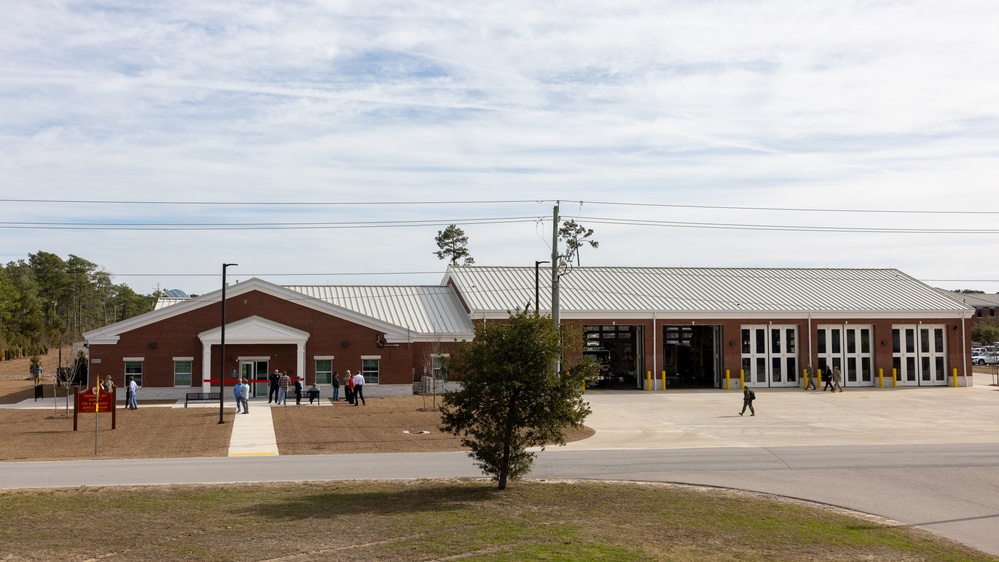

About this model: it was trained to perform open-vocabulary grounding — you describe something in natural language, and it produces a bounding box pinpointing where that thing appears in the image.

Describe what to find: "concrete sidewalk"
[186,396,333,456]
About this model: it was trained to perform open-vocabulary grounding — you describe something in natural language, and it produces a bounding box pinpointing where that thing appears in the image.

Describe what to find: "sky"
[2,1,999,296]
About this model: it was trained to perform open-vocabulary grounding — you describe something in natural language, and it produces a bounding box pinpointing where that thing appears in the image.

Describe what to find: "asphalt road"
[2,444,998,554]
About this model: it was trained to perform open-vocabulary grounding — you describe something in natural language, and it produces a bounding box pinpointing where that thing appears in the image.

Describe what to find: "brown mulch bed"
[0,407,235,461]
[271,396,593,455]
[1,358,594,461]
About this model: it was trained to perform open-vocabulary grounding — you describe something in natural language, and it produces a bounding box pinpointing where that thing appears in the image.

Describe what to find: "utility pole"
[551,202,560,329]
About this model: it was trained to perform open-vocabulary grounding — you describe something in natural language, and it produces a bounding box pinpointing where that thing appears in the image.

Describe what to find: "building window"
[173,360,193,387]
[431,354,449,380]
[315,358,333,385]
[124,360,143,387]
[361,356,380,384]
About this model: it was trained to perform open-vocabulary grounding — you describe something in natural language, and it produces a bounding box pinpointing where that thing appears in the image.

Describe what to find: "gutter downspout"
[961,315,968,386]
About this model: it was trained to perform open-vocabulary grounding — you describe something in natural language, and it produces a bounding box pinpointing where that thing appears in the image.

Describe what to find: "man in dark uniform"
[268,369,281,403]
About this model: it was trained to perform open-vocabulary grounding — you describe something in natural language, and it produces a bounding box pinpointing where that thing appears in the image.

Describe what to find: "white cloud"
[2,0,999,294]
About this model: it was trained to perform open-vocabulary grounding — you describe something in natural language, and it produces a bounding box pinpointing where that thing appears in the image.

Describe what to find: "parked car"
[972,351,999,365]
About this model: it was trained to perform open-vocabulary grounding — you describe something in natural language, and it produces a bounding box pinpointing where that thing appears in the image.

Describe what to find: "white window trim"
[123,357,144,362]
[361,355,381,385]
[173,359,194,388]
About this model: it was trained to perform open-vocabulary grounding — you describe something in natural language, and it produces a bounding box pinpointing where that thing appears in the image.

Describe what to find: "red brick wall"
[494,316,972,387]
[88,290,461,389]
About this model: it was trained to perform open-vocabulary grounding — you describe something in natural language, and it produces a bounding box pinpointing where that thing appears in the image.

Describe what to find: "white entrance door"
[892,325,947,386]
[240,360,269,397]
[740,325,799,387]
[816,325,874,387]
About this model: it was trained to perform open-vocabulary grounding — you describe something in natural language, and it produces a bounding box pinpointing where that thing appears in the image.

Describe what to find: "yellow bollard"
[952,368,958,387]
[725,369,731,390]
[892,368,897,388]
[739,370,745,389]
[646,371,652,391]
[662,370,667,390]
[878,368,883,388]
[817,369,822,390]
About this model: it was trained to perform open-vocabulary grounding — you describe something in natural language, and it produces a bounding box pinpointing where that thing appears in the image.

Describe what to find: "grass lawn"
[1,480,994,561]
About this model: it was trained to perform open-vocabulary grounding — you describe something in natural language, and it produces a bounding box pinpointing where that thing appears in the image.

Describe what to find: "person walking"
[352,370,366,406]
[268,370,281,403]
[240,379,250,414]
[277,371,291,405]
[126,376,138,410]
[822,367,834,392]
[103,375,116,394]
[345,370,355,405]
[739,386,755,416]
[233,379,244,414]
[804,366,817,390]
[294,377,303,406]
[331,371,340,401]
[832,367,843,392]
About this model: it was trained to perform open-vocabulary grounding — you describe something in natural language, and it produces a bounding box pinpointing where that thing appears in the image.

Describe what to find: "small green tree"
[440,311,592,490]
[558,219,598,266]
[434,224,474,265]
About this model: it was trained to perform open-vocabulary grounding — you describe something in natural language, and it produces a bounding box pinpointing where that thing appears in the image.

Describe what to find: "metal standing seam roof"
[153,284,475,337]
[282,285,475,336]
[444,266,973,316]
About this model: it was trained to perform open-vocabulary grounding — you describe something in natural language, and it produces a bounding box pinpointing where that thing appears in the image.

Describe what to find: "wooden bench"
[184,392,221,407]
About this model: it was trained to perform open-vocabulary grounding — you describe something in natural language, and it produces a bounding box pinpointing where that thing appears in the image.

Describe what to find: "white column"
[297,342,306,383]
[202,342,213,392]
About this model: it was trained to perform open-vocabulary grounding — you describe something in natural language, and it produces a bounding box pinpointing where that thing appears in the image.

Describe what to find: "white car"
[972,351,998,365]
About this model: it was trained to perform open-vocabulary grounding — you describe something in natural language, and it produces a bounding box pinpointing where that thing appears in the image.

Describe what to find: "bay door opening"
[662,325,722,388]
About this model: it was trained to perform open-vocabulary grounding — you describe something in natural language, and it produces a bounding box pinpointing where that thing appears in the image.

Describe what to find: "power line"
[0,216,541,230]
[3,197,997,215]
[0,198,550,206]
[3,213,998,234]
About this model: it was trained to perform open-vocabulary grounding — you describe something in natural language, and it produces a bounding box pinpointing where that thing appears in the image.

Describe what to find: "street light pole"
[535,260,550,314]
[219,263,238,424]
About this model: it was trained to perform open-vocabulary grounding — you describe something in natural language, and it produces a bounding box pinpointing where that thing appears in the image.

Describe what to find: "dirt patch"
[0,351,594,461]
[271,396,593,455]
[0,407,234,461]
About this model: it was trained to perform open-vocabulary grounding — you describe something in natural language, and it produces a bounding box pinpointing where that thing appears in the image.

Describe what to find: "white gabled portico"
[197,316,310,392]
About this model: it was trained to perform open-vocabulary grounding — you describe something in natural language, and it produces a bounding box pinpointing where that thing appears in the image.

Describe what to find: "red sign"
[74,386,117,431]
[77,386,115,413]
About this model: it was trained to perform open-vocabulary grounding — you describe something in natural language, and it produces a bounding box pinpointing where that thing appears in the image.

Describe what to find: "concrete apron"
[556,372,999,451]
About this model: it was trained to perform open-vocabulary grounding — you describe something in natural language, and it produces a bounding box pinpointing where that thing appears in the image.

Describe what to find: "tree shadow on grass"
[240,481,502,521]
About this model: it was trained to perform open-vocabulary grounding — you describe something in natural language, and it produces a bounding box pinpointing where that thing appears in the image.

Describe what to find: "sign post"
[74,385,116,455]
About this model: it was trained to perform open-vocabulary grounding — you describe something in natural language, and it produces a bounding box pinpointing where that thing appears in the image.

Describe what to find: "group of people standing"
[331,370,366,406]
[101,375,138,410]
[233,379,251,414]
[249,368,366,407]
